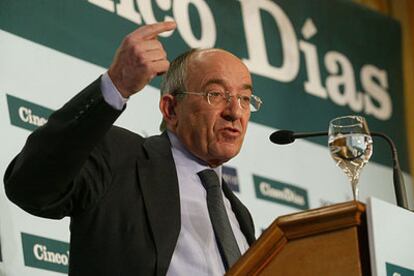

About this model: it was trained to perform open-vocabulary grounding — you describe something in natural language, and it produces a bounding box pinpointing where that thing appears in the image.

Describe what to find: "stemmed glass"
[328,115,373,201]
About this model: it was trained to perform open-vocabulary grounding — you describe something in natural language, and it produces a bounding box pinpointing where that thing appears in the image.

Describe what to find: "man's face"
[172,50,252,167]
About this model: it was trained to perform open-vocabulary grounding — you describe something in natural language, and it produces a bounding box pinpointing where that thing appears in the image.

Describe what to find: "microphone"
[270,130,327,144]
[269,129,409,210]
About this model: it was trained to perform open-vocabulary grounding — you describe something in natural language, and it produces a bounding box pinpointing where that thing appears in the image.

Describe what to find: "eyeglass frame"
[171,90,263,112]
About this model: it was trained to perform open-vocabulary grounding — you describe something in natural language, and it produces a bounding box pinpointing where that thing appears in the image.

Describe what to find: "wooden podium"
[227,201,371,276]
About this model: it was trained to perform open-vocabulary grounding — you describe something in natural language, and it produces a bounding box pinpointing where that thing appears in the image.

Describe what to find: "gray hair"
[159,48,200,131]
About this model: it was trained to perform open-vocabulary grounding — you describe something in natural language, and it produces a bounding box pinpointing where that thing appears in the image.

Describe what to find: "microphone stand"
[270,130,410,210]
[371,132,409,210]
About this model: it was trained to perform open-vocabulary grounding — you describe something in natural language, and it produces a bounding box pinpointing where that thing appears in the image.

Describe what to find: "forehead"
[186,50,252,90]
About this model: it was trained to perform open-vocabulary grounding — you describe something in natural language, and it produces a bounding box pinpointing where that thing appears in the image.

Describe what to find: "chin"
[212,146,241,162]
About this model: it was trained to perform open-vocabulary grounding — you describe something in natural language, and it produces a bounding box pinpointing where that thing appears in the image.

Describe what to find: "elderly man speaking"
[4,21,263,275]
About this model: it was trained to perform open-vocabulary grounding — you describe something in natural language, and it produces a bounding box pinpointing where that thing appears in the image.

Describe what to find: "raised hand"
[108,21,177,98]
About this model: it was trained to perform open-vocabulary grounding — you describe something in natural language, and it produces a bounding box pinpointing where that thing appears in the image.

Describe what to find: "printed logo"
[386,262,414,276]
[21,232,69,274]
[6,94,53,131]
[223,166,240,192]
[253,174,309,210]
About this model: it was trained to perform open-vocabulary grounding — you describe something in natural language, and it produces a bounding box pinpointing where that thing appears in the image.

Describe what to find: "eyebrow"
[242,83,253,91]
[203,78,253,92]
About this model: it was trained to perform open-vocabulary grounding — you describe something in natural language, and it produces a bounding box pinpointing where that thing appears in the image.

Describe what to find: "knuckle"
[133,46,145,59]
[148,25,157,34]
[141,62,152,72]
[155,40,162,48]
[159,61,170,73]
[161,49,167,59]
[123,35,134,45]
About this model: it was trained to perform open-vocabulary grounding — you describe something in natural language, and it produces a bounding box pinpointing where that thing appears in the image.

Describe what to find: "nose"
[222,96,243,121]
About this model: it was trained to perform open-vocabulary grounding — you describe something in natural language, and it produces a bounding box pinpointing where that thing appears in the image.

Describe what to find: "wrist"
[108,68,131,98]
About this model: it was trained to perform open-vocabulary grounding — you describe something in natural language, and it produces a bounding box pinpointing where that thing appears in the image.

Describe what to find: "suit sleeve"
[3,77,124,219]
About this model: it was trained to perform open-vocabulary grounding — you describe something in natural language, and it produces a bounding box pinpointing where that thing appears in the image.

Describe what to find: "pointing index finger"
[133,21,177,39]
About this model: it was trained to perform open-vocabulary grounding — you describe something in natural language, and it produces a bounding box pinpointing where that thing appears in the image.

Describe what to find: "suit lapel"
[137,133,180,276]
[222,180,256,245]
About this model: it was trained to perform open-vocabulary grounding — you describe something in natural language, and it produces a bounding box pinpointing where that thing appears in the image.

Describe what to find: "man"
[4,21,262,275]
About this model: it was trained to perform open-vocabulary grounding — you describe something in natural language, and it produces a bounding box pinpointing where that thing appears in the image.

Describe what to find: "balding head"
[159,48,249,131]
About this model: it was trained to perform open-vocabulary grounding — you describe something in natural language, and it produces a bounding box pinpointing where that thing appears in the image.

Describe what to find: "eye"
[239,95,251,104]
[207,91,223,98]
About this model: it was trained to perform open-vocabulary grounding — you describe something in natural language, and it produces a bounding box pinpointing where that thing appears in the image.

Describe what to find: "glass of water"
[328,115,373,201]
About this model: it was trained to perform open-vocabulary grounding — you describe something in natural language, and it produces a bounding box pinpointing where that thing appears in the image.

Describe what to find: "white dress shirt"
[166,132,249,276]
[100,72,249,275]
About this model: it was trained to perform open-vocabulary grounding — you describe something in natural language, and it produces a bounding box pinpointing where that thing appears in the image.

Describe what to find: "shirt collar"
[167,130,222,180]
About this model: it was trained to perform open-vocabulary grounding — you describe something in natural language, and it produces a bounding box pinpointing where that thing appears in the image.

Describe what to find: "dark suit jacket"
[4,78,255,276]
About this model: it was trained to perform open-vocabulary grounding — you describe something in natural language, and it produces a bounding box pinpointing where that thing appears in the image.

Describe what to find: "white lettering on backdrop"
[18,107,48,126]
[88,0,393,120]
[33,244,69,265]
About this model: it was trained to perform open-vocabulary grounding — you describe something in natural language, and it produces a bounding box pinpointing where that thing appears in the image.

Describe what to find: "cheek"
[192,110,217,130]
[209,116,224,138]
[242,118,249,133]
[186,112,215,141]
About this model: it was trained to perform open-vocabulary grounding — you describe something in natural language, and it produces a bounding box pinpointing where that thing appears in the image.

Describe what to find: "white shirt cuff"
[101,72,128,110]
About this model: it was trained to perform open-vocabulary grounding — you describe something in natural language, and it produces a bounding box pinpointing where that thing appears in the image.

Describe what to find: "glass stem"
[350,177,359,201]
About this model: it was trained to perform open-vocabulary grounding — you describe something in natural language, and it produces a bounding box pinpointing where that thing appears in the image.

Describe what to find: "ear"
[159,94,178,130]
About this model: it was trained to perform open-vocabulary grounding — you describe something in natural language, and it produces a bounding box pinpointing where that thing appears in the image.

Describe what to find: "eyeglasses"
[173,91,263,112]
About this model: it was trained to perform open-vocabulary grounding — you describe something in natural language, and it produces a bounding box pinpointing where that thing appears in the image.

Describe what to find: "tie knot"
[198,169,220,190]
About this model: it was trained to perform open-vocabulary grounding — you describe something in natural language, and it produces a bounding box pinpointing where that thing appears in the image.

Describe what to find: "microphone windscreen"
[269,130,295,145]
